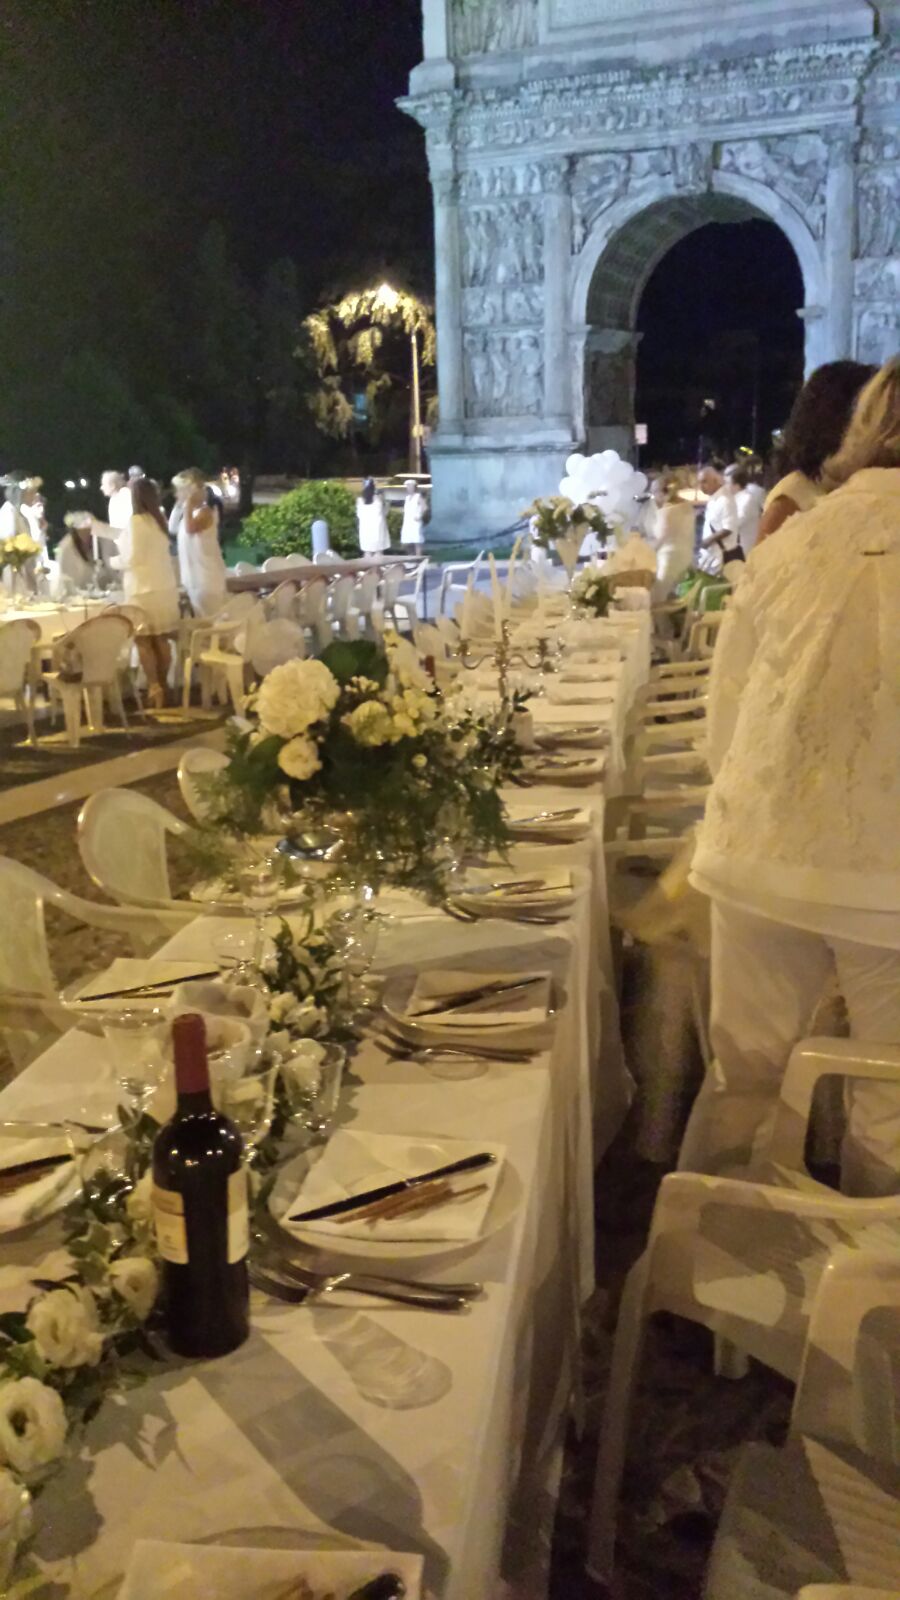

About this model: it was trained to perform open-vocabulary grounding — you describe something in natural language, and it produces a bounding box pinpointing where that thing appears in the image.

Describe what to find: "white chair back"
[329,575,356,628]
[264,580,299,620]
[297,579,331,649]
[0,858,59,997]
[61,615,132,684]
[793,1250,900,1464]
[78,787,187,906]
[380,566,405,607]
[177,747,230,822]
[261,556,287,573]
[354,568,380,614]
[103,603,147,633]
[313,550,339,566]
[280,553,309,568]
[0,619,39,696]
[247,617,306,675]
[211,593,258,626]
[232,562,259,576]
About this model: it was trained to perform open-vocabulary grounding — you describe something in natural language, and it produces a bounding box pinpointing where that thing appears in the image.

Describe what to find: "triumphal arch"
[400,0,900,535]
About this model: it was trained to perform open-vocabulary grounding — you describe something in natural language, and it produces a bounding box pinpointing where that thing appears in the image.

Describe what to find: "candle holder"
[457,620,556,706]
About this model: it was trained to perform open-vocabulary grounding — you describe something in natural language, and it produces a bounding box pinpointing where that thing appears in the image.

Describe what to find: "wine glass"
[214,1043,279,1158]
[101,1007,167,1127]
[279,1040,347,1136]
[239,859,281,975]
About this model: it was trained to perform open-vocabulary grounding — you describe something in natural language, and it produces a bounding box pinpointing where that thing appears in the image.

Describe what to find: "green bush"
[241,480,359,559]
[387,507,403,545]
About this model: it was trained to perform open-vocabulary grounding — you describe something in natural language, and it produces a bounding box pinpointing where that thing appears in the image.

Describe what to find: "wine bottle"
[152,1012,249,1357]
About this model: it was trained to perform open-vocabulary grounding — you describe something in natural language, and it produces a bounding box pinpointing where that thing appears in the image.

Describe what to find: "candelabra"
[457,619,557,705]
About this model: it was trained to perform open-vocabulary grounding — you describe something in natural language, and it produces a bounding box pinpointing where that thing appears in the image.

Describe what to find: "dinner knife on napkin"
[290,1150,496,1222]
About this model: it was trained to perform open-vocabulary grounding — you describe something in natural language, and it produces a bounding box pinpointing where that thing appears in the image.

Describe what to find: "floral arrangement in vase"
[570,567,612,618]
[197,632,519,899]
[1,531,42,575]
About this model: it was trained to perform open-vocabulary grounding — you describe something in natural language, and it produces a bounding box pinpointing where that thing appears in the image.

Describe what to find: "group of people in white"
[356,476,428,556]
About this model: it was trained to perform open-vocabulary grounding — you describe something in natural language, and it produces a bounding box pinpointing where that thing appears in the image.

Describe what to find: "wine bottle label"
[152,1183,188,1265]
[228,1168,249,1264]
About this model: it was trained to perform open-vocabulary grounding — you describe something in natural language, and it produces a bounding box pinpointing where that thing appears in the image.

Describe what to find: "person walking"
[680,359,900,1197]
[648,472,696,600]
[356,477,390,555]
[399,478,427,556]
[171,468,228,616]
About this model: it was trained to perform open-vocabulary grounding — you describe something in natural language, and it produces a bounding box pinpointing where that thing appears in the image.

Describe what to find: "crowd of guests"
[2,464,228,711]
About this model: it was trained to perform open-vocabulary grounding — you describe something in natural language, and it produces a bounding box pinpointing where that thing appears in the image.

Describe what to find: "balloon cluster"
[559,451,648,532]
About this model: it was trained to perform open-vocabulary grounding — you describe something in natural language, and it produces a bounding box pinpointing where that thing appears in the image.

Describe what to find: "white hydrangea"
[277,735,322,781]
[256,659,339,739]
[343,700,394,747]
[26,1287,103,1370]
[0,1379,67,1479]
[108,1257,159,1323]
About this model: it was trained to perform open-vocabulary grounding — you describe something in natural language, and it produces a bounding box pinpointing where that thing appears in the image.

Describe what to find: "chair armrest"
[637,719,707,747]
[649,1172,900,1258]
[764,1037,900,1169]
[606,836,684,861]
[639,698,708,719]
[792,1250,900,1453]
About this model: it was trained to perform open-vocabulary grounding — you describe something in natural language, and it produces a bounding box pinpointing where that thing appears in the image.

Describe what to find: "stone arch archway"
[571,178,823,452]
[401,2,900,536]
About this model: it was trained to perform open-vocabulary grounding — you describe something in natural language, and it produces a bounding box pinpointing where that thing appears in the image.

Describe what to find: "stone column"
[824,128,857,360]
[430,163,465,432]
[542,158,573,429]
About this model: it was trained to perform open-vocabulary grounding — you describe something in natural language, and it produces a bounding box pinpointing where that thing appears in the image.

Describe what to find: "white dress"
[114,514,180,633]
[174,502,228,616]
[400,491,426,546]
[651,501,696,600]
[356,495,390,554]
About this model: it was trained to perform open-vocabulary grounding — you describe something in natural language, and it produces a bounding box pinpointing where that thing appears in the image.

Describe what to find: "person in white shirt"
[356,477,390,555]
[723,463,762,558]
[19,478,48,553]
[648,473,696,600]
[698,463,745,577]
[758,360,876,544]
[399,479,427,555]
[681,358,900,1196]
[171,467,228,616]
[101,470,133,533]
[101,478,180,709]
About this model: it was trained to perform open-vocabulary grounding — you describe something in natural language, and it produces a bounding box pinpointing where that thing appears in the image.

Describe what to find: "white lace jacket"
[693,468,900,913]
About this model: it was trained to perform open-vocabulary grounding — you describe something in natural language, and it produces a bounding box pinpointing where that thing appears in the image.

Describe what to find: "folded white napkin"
[74,960,218,1007]
[165,979,270,1043]
[0,1127,77,1233]
[547,683,617,705]
[405,968,551,1029]
[287,1129,505,1242]
[119,1540,424,1600]
[506,802,592,836]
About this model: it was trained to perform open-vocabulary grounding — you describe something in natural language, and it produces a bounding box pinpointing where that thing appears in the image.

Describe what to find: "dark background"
[0,0,804,492]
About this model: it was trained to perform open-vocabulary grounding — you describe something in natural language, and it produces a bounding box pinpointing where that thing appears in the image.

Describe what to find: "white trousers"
[678,900,900,1194]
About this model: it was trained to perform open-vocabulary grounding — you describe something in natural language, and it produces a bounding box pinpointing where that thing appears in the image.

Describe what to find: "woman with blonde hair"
[170,467,228,616]
[97,478,180,709]
[680,357,900,1195]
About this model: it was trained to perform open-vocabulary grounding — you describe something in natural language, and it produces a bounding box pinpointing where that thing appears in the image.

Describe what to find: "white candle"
[459,572,475,638]
[488,553,504,640]
[505,533,523,617]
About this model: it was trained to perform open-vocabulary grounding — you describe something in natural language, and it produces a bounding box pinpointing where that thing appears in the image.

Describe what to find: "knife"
[75,969,220,1004]
[290,1150,496,1222]
[410,975,540,1016]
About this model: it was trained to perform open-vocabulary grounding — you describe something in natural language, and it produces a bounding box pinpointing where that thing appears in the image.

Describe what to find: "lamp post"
[375,281,424,477]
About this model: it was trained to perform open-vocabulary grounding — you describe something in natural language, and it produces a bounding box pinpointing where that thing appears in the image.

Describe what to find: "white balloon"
[565,453,587,477]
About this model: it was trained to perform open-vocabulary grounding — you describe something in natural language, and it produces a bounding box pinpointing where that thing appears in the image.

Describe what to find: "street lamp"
[376,280,423,476]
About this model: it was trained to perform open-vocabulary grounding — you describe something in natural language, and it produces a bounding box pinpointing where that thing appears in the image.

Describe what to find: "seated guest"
[680,358,900,1196]
[758,360,876,543]
[56,514,105,590]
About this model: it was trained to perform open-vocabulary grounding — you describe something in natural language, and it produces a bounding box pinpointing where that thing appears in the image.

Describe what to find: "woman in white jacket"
[102,478,180,709]
[680,358,900,1195]
[648,473,696,600]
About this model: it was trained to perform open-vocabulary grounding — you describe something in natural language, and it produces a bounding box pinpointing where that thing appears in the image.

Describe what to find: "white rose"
[290,1000,328,1038]
[277,735,321,781]
[0,1380,67,1480]
[256,659,339,738]
[26,1287,103,1369]
[108,1257,159,1323]
[126,1170,153,1224]
[268,990,301,1026]
[343,700,393,747]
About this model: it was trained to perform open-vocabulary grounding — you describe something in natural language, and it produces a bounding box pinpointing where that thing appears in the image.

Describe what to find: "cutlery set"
[290,1150,496,1222]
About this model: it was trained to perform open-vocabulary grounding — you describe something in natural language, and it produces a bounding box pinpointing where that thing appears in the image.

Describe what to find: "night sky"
[1,0,802,471]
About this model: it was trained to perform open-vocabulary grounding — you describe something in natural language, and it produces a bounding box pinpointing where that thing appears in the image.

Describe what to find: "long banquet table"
[0,607,651,1599]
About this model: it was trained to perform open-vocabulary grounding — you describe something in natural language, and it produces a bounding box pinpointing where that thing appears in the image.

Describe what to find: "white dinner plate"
[117,1540,424,1600]
[0,1122,81,1234]
[268,1139,522,1263]
[533,723,608,749]
[381,968,558,1051]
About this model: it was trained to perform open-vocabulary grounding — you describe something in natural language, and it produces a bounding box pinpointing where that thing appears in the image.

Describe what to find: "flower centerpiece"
[570,566,612,618]
[1,530,43,600]
[197,633,520,899]
[523,495,611,583]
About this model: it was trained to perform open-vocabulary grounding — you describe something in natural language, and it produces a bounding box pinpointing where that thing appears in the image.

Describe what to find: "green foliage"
[320,638,388,687]
[302,284,435,446]
[387,506,403,544]
[241,480,358,558]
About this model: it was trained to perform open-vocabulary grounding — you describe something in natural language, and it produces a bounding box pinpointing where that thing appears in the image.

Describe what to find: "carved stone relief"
[857,168,900,257]
[465,331,544,417]
[451,0,538,57]
[462,284,544,326]
[854,256,900,302]
[719,135,828,235]
[461,201,544,287]
[856,307,900,366]
[460,164,544,200]
[571,154,630,251]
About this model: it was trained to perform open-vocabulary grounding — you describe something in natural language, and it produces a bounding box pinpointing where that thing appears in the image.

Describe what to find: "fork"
[248,1260,473,1312]
[254,1220,483,1299]
[369,1025,534,1063]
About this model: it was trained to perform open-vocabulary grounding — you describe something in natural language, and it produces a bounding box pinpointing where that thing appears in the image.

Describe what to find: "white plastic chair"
[586,1036,900,1584]
[261,556,288,574]
[297,578,331,652]
[263,579,299,620]
[0,857,183,1066]
[246,615,306,676]
[232,561,259,576]
[280,552,309,569]
[393,557,431,630]
[704,1250,900,1600]
[102,602,149,716]
[43,614,134,748]
[313,549,341,566]
[78,787,194,915]
[181,599,264,712]
[438,551,485,618]
[0,618,40,743]
[328,574,358,639]
[348,568,380,638]
[177,746,231,822]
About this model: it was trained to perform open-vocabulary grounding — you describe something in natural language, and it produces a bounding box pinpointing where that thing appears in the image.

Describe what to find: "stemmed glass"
[101,1006,167,1129]
[239,858,281,981]
[213,1042,279,1160]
